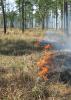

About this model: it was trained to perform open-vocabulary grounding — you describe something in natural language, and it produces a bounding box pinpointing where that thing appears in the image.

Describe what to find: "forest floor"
[0,28,71,100]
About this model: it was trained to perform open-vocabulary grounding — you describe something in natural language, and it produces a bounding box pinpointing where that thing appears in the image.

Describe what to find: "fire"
[33,40,54,80]
[37,51,54,80]
[33,40,53,50]
[37,59,47,68]
[38,66,48,80]
[44,44,53,50]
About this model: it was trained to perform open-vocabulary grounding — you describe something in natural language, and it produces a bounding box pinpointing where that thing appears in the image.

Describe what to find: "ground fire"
[37,44,54,80]
[44,44,53,50]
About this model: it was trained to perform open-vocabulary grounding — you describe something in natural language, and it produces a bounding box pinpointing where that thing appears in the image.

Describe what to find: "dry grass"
[0,28,71,100]
[0,66,71,100]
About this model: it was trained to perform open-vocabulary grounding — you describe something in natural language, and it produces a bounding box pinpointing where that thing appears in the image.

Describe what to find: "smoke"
[63,36,71,50]
[42,31,71,51]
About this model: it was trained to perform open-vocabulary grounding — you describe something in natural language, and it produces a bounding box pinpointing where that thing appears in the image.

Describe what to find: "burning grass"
[0,28,71,99]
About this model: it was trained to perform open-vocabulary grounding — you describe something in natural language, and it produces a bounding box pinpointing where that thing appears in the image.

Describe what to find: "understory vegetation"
[0,29,71,100]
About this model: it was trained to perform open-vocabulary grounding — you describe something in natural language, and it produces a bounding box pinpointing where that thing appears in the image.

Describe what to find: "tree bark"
[19,0,21,28]
[61,9,63,30]
[56,1,58,30]
[22,0,25,32]
[46,16,48,29]
[1,0,6,33]
[24,5,26,29]
[64,1,68,35]
[42,17,45,30]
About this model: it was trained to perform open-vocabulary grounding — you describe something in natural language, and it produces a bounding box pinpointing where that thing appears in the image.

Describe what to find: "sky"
[6,0,16,11]
[6,0,15,4]
[6,0,37,13]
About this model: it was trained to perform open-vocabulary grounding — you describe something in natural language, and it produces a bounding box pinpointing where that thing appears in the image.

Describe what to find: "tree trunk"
[19,0,20,13]
[56,2,58,30]
[31,14,33,28]
[24,5,26,29]
[61,9,63,30]
[1,0,6,33]
[64,1,68,35]
[19,0,21,28]
[42,17,45,30]
[22,0,25,32]
[46,16,48,29]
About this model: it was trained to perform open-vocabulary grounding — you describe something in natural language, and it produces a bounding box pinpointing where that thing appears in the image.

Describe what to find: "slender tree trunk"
[19,0,20,13]
[29,12,31,28]
[66,2,68,34]
[56,13,58,30]
[1,0,6,33]
[70,4,71,16]
[64,1,68,35]
[51,11,54,29]
[56,1,58,30]
[22,0,25,32]
[24,5,26,29]
[19,0,21,28]
[31,13,33,28]
[52,12,54,29]
[46,16,48,29]
[61,9,63,30]
[62,0,66,33]
[31,17,33,28]
[42,17,45,30]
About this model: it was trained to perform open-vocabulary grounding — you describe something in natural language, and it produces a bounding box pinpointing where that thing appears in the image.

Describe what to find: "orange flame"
[37,51,54,80]
[38,66,48,80]
[37,59,47,68]
[44,44,53,50]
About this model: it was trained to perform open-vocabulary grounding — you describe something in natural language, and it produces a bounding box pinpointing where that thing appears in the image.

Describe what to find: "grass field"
[0,28,71,100]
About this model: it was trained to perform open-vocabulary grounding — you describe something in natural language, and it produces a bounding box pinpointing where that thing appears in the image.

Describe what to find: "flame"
[44,44,53,50]
[38,66,48,80]
[33,40,53,49]
[33,41,54,80]
[37,59,47,68]
[37,51,54,80]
